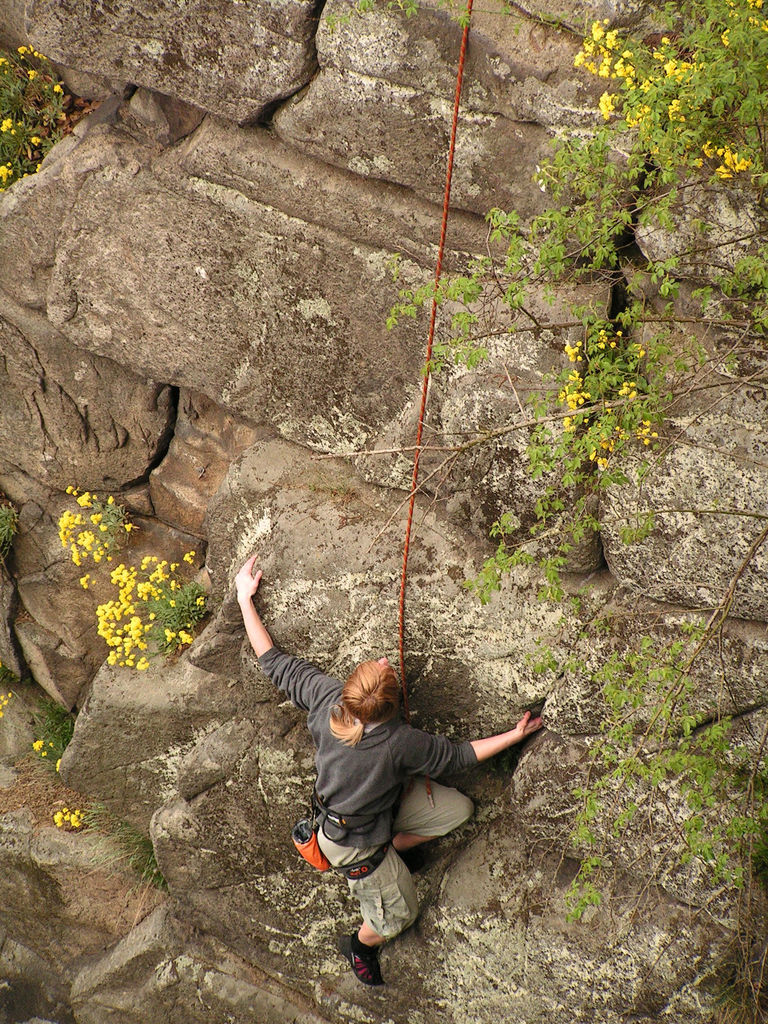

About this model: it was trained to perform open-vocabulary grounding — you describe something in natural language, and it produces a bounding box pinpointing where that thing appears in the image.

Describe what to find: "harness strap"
[335,843,389,880]
[313,789,379,831]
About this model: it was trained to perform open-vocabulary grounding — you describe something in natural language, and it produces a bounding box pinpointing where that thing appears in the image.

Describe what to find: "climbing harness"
[397,0,474,704]
[338,844,390,881]
[312,787,381,843]
[293,789,391,878]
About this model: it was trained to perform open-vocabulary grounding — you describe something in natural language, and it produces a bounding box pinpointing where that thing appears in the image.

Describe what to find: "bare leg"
[358,922,386,947]
[392,831,432,852]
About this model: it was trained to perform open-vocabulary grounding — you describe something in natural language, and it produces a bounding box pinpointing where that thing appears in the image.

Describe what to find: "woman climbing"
[235,555,543,987]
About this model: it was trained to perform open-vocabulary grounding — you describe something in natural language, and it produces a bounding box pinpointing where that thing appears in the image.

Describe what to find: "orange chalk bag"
[292,811,331,872]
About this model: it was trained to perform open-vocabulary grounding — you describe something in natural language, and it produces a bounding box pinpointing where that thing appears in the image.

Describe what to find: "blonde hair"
[330,661,400,747]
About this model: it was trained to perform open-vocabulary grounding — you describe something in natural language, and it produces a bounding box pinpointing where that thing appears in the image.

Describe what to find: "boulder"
[352,281,608,566]
[0,0,26,49]
[514,0,662,33]
[635,181,768,282]
[149,389,261,538]
[0,686,34,766]
[406,827,727,1024]
[118,86,205,146]
[58,658,239,831]
[70,906,329,1024]
[203,436,564,732]
[538,592,768,734]
[0,566,24,677]
[0,102,139,314]
[0,311,175,499]
[42,122,440,452]
[14,618,96,711]
[0,933,74,1024]
[0,809,160,981]
[176,717,258,801]
[25,0,318,125]
[168,115,487,262]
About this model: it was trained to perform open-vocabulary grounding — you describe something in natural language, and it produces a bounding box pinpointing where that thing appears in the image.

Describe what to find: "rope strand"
[398,1,474,711]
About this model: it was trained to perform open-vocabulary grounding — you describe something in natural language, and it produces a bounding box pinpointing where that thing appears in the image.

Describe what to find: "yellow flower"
[33,739,44,752]
[79,574,90,590]
[599,91,616,121]
[721,29,730,45]
[53,83,63,93]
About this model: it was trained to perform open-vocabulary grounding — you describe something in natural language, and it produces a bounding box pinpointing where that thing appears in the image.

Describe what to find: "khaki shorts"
[317,777,474,939]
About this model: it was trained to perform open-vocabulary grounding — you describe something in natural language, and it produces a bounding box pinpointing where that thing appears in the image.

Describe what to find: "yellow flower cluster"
[58,487,134,568]
[53,806,83,830]
[33,738,55,759]
[95,552,204,670]
[574,20,626,77]
[0,689,12,718]
[635,420,659,445]
[557,327,659,469]
[575,11,765,183]
[596,328,619,351]
[598,92,616,121]
[565,339,583,362]
[558,371,592,410]
[711,145,753,179]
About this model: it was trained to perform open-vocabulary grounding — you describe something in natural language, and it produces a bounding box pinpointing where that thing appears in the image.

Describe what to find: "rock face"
[274,0,599,217]
[0,809,162,1023]
[58,659,239,831]
[26,0,319,124]
[0,314,175,496]
[0,0,766,1023]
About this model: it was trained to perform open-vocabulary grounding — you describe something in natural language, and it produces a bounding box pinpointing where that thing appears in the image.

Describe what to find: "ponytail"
[329,660,400,747]
[329,704,365,747]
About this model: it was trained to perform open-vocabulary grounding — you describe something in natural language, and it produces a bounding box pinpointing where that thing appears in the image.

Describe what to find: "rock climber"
[235,555,543,987]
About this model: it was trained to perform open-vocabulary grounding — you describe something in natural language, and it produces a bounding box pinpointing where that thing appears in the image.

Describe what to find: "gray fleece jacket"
[258,647,478,848]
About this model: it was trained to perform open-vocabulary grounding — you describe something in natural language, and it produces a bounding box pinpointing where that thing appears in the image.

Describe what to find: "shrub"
[0,45,64,189]
[83,803,167,889]
[0,501,18,561]
[58,487,135,568]
[95,552,207,669]
[31,697,76,772]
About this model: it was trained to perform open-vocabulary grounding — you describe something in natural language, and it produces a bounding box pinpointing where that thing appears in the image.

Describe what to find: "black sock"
[351,934,378,957]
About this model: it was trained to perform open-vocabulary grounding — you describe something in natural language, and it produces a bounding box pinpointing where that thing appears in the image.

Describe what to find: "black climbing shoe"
[338,934,384,986]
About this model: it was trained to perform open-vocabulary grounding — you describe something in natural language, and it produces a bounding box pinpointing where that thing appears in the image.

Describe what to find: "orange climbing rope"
[397,0,474,713]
